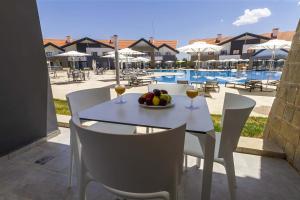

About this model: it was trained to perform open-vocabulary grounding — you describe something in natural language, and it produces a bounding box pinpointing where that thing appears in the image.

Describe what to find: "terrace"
[1,1,300,200]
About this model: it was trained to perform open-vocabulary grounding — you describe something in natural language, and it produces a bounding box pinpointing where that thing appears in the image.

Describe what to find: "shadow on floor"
[0,130,299,200]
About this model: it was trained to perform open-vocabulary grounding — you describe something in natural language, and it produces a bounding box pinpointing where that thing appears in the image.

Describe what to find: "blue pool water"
[152,70,282,84]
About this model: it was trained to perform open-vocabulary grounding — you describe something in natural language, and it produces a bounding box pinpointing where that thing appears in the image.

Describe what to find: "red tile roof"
[43,38,178,49]
[98,39,136,49]
[189,31,295,45]
[43,39,68,47]
[99,39,178,49]
[260,31,295,41]
[189,36,232,45]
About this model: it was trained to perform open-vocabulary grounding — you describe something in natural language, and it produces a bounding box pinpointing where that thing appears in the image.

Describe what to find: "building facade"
[189,28,295,62]
[43,36,178,69]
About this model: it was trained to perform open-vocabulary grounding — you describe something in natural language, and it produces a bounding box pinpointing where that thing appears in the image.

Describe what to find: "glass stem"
[191,99,194,108]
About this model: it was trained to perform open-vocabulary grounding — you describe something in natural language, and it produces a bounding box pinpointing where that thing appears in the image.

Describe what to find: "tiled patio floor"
[0,128,299,200]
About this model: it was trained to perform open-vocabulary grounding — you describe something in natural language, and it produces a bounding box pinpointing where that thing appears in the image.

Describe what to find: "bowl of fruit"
[138,89,174,109]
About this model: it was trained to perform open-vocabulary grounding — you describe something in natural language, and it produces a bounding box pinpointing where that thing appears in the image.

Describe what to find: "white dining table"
[79,93,216,200]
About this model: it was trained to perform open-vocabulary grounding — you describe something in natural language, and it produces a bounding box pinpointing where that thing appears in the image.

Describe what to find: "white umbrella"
[107,48,144,69]
[107,48,145,56]
[177,41,222,69]
[103,54,134,61]
[248,39,291,70]
[207,59,216,63]
[132,57,150,62]
[176,60,185,68]
[55,51,90,68]
[55,51,90,57]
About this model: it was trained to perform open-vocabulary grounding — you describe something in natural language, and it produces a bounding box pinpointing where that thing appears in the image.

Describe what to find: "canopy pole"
[113,35,120,85]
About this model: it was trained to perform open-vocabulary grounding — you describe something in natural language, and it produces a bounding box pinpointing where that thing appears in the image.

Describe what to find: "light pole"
[112,35,120,84]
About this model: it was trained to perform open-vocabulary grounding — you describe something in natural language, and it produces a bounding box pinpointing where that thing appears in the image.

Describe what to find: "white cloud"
[298,1,300,6]
[233,8,271,26]
[220,19,224,23]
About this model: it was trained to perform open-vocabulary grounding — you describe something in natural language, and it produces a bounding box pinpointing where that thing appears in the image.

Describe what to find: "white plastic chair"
[71,114,186,200]
[148,83,193,95]
[66,87,136,187]
[184,93,256,200]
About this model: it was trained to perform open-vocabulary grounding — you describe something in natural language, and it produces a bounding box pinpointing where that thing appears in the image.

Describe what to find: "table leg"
[200,131,215,200]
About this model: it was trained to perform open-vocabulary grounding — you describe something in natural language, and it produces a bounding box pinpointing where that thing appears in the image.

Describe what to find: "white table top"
[79,93,214,134]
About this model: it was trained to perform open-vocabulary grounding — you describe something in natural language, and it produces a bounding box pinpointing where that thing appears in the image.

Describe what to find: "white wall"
[220,42,231,54]
[44,45,63,56]
[64,44,77,52]
[158,46,177,55]
[86,47,114,56]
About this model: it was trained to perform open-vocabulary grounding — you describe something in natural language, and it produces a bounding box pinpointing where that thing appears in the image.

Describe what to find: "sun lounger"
[177,80,189,84]
[128,76,153,86]
[204,80,220,92]
[264,80,280,90]
[225,80,263,92]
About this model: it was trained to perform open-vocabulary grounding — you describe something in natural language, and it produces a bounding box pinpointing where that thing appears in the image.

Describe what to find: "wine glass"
[185,89,199,110]
[115,84,126,104]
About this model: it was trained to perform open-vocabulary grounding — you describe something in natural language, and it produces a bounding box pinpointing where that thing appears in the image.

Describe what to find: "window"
[221,50,227,55]
[166,52,171,56]
[45,52,53,57]
[92,52,98,56]
[233,50,240,55]
[247,49,254,54]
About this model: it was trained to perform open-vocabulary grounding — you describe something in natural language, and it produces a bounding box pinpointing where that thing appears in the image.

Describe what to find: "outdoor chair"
[66,87,136,187]
[225,80,263,92]
[128,76,153,86]
[184,93,255,200]
[204,80,220,92]
[177,80,189,84]
[71,114,186,200]
[148,83,193,95]
[245,80,263,92]
[264,80,280,90]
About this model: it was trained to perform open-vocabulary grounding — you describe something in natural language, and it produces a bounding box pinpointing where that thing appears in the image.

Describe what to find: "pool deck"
[50,70,277,117]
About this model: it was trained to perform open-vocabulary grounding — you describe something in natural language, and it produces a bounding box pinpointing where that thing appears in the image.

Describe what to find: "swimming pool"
[152,69,282,84]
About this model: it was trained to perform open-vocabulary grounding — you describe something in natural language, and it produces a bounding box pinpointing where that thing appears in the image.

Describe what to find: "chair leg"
[224,154,237,200]
[68,134,74,187]
[79,166,89,200]
[196,158,201,169]
[68,152,73,187]
[184,154,188,171]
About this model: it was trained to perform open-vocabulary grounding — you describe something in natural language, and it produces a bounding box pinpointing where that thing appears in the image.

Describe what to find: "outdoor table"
[78,93,215,200]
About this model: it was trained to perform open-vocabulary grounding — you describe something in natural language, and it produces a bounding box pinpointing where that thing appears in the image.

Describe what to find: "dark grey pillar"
[0,0,58,156]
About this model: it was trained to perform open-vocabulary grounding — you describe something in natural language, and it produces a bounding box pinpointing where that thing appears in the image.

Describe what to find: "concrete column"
[0,0,58,155]
[264,20,300,171]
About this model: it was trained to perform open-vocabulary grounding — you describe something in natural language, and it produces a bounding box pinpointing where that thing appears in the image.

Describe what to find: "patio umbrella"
[103,54,134,61]
[248,39,291,70]
[107,48,145,69]
[176,60,185,68]
[177,41,222,69]
[132,57,150,68]
[132,57,150,62]
[55,51,90,69]
[107,48,145,56]
[165,60,174,68]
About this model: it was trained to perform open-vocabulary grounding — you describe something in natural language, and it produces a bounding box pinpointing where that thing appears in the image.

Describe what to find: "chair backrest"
[71,115,186,195]
[148,84,193,95]
[177,80,189,84]
[218,93,256,157]
[206,80,218,85]
[66,87,111,116]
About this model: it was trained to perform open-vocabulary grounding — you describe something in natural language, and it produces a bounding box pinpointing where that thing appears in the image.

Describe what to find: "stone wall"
[264,20,300,171]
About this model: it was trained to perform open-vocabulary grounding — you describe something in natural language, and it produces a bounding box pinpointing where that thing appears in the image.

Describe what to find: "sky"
[37,0,300,46]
